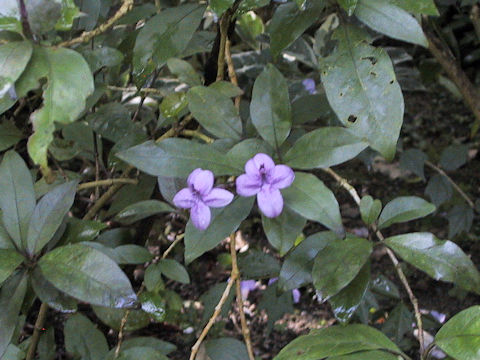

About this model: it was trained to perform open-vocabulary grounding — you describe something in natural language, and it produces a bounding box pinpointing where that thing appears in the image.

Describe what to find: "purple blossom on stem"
[240,280,258,299]
[302,78,316,94]
[173,168,233,230]
[236,153,294,218]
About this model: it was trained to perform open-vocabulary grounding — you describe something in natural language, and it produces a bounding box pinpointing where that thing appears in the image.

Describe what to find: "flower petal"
[302,78,316,94]
[245,153,275,176]
[257,187,283,218]
[292,288,301,304]
[269,165,295,189]
[236,174,262,197]
[190,201,211,230]
[173,188,196,209]
[188,168,214,195]
[203,188,234,208]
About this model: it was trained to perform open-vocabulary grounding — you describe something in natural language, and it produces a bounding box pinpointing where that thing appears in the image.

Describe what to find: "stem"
[25,303,49,360]
[181,129,214,144]
[162,234,184,259]
[225,38,241,109]
[216,17,229,82]
[321,167,425,357]
[77,178,138,191]
[18,0,33,40]
[230,233,255,360]
[470,5,480,43]
[107,85,166,96]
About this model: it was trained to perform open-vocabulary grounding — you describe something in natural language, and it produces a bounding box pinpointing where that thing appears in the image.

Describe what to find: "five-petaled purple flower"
[173,168,233,230]
[236,153,294,218]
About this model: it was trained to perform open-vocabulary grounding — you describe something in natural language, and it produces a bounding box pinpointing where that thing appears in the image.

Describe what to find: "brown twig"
[470,5,480,43]
[18,0,33,40]
[321,167,425,357]
[77,178,138,191]
[58,0,134,47]
[25,302,49,360]
[107,85,166,96]
[225,39,241,108]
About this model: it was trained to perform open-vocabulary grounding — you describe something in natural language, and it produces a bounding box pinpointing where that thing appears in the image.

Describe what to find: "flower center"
[259,164,269,183]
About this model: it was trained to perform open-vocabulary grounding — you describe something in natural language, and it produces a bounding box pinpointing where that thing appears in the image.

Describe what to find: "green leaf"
[61,218,107,244]
[282,172,344,236]
[320,24,404,160]
[329,350,402,360]
[285,127,368,169]
[0,121,23,151]
[381,303,413,344]
[354,0,428,47]
[387,0,438,16]
[435,306,480,360]
[107,175,156,216]
[0,0,22,33]
[399,149,427,180]
[0,272,27,359]
[312,235,372,300]
[205,338,250,360]
[92,306,150,331]
[26,46,94,172]
[144,264,165,293]
[425,174,452,207]
[337,0,358,15]
[0,150,36,250]
[113,347,169,360]
[38,243,137,308]
[64,313,108,360]
[26,0,62,35]
[121,337,176,355]
[37,327,55,360]
[238,249,281,279]
[55,0,80,31]
[258,283,293,333]
[133,4,206,82]
[250,64,292,150]
[268,0,326,58]
[0,41,32,98]
[160,92,188,119]
[237,11,265,49]
[279,231,338,291]
[200,283,235,323]
[439,144,468,171]
[359,196,382,225]
[385,232,480,294]
[167,58,202,86]
[226,138,273,170]
[81,47,124,72]
[447,204,474,238]
[114,200,173,225]
[0,221,14,249]
[291,93,334,125]
[157,259,190,284]
[329,262,370,323]
[209,81,244,98]
[27,180,79,255]
[31,270,77,313]
[114,245,154,264]
[262,207,306,255]
[76,0,100,31]
[187,86,242,139]
[117,139,242,178]
[371,274,400,299]
[0,249,24,285]
[184,196,254,263]
[139,291,166,321]
[378,196,435,229]
[273,324,402,360]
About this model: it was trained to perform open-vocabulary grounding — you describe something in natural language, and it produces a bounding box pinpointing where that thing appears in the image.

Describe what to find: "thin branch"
[424,160,475,208]
[470,5,480,43]
[216,17,229,82]
[77,178,138,191]
[181,129,214,144]
[18,0,33,40]
[58,0,134,47]
[321,167,425,357]
[162,234,184,259]
[230,233,255,360]
[107,85,166,96]
[25,303,49,360]
[225,38,241,109]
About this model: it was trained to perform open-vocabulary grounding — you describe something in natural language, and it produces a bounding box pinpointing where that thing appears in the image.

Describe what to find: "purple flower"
[302,78,316,94]
[236,153,294,218]
[173,168,234,230]
[240,280,258,299]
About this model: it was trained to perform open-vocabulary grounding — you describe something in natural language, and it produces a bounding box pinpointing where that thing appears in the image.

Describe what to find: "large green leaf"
[274,324,402,359]
[337,0,358,15]
[0,151,36,250]
[354,0,428,47]
[387,0,438,16]
[0,272,27,358]
[117,139,242,177]
[0,249,24,285]
[187,86,242,140]
[205,338,250,360]
[184,196,254,264]
[114,200,173,225]
[26,180,79,255]
[385,233,480,294]
[282,172,344,236]
[37,243,137,308]
[0,121,24,151]
[92,306,150,332]
[26,46,94,172]
[133,4,206,81]
[31,270,77,313]
[312,235,372,300]
[121,337,176,355]
[435,306,480,360]
[278,231,338,291]
[250,64,291,150]
[284,127,368,169]
[262,207,306,255]
[320,24,403,160]
[0,0,22,33]
[0,41,32,98]
[377,196,435,229]
[268,0,326,58]
[329,350,401,360]
[111,347,169,360]
[64,313,109,360]
[0,221,14,249]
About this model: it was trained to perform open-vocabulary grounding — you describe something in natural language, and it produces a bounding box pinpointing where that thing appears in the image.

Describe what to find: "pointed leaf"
[113,245,154,264]
[262,207,306,255]
[92,306,150,331]
[329,350,401,360]
[31,270,77,313]
[0,249,24,286]
[386,0,438,16]
[378,196,435,229]
[359,195,382,226]
[0,121,24,151]
[337,0,358,15]
[205,338,250,360]
[0,41,32,98]
[425,174,452,207]
[157,259,190,284]
[64,313,108,360]
[114,200,173,225]
[381,303,413,343]
[399,149,427,180]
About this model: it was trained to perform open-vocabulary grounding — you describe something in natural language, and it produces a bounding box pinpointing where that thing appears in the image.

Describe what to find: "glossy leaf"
[167,58,202,86]
[0,249,24,285]
[262,208,306,255]
[273,324,402,359]
[205,338,250,360]
[285,127,368,169]
[107,175,156,216]
[268,0,326,58]
[0,150,36,250]
[282,172,344,236]
[114,245,154,264]
[81,47,124,72]
[0,41,32,98]
[278,231,338,291]
[64,313,108,360]
[0,222,13,249]
[31,270,77,313]
[0,121,23,151]
[435,306,480,360]
[250,64,291,150]
[209,81,244,98]
[92,306,150,332]
[226,138,273,170]
[187,86,242,139]
[425,174,453,207]
[139,291,166,321]
[385,232,480,294]
[378,196,435,229]
[184,196,254,263]
[114,200,173,225]
[157,259,190,284]
[337,0,358,15]
[321,24,403,160]
[121,338,176,355]
[313,235,372,300]
[329,350,401,360]
[38,243,137,308]
[27,180,79,254]
[388,0,439,15]
[117,139,242,178]
[359,195,382,226]
[61,218,107,244]
[354,0,428,47]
